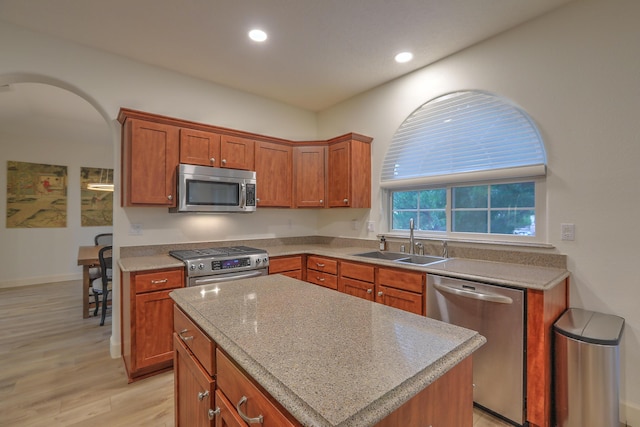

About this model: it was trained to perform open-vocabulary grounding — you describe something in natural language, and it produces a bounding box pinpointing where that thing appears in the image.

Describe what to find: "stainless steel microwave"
[170,164,256,213]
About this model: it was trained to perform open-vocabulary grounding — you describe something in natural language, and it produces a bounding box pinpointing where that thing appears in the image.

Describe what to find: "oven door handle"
[191,270,265,286]
[433,282,513,304]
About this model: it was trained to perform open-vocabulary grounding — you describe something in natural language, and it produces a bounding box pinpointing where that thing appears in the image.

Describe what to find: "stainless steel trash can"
[554,308,625,427]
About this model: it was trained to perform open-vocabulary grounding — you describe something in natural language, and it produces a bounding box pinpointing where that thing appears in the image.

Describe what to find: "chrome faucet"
[409,218,415,254]
[442,240,449,258]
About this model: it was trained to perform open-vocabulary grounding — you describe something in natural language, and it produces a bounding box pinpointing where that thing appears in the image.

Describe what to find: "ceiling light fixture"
[394,52,414,63]
[248,29,268,42]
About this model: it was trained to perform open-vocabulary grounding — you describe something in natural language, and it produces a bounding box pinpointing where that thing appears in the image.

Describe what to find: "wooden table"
[77,245,104,319]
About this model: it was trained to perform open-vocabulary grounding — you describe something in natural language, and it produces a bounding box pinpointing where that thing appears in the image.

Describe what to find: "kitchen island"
[170,274,485,427]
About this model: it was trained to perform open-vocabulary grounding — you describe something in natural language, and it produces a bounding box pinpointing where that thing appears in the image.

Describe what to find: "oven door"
[188,268,268,287]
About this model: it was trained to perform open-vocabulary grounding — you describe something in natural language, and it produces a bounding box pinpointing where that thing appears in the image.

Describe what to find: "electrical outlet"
[351,219,359,230]
[561,223,575,241]
[129,223,143,235]
[366,221,375,232]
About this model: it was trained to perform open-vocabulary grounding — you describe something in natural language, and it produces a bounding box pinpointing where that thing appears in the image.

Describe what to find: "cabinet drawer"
[135,268,184,293]
[378,268,424,293]
[306,256,338,275]
[306,272,338,290]
[340,261,374,283]
[174,306,216,376]
[269,256,302,274]
[216,349,297,427]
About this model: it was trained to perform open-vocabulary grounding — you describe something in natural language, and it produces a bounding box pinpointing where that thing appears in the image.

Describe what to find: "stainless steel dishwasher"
[427,274,525,426]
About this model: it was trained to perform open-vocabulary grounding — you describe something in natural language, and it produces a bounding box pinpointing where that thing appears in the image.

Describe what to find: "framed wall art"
[6,160,68,228]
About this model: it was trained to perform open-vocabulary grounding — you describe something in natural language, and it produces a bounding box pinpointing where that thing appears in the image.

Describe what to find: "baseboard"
[622,400,640,426]
[0,273,82,289]
[110,335,121,359]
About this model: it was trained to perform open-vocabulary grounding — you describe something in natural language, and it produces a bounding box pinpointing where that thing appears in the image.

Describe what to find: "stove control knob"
[256,259,261,264]
[263,258,268,264]
[189,265,196,271]
[198,263,205,270]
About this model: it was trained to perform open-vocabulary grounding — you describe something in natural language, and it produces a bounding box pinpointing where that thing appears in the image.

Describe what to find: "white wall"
[318,0,640,422]
[0,130,113,286]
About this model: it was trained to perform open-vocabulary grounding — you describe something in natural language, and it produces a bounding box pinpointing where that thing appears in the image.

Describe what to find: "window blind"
[381,91,547,189]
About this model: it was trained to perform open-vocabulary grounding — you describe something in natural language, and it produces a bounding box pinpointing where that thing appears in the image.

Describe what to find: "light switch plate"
[129,223,143,235]
[561,223,575,241]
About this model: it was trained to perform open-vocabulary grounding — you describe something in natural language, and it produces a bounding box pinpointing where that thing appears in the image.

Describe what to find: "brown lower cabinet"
[121,267,184,382]
[268,255,303,280]
[173,306,474,427]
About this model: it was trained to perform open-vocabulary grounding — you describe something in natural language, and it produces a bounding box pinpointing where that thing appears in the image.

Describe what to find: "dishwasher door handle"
[433,282,513,304]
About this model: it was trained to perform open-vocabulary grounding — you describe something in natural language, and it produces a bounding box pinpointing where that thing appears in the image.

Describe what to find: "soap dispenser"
[379,236,387,251]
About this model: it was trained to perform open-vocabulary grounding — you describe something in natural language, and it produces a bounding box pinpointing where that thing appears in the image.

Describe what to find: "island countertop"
[170,274,486,427]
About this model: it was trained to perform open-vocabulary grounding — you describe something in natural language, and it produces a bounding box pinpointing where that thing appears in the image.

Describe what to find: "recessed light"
[249,29,268,42]
[394,52,413,63]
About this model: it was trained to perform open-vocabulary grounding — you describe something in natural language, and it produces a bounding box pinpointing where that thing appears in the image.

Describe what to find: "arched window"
[382,91,547,240]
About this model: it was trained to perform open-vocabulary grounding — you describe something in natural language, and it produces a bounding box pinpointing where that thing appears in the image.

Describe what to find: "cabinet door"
[327,141,350,207]
[135,290,176,369]
[215,390,248,427]
[255,141,293,207]
[123,118,179,206]
[327,139,371,208]
[376,285,423,315]
[340,277,374,301]
[294,146,326,207]
[180,128,221,167]
[174,335,216,427]
[220,135,255,170]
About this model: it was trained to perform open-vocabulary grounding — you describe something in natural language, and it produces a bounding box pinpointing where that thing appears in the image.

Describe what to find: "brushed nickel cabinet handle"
[236,396,263,424]
[316,277,325,282]
[367,289,373,294]
[222,159,227,165]
[151,279,168,284]
[198,390,209,401]
[316,263,325,267]
[210,157,216,164]
[178,329,194,341]
[167,194,173,200]
[343,198,348,204]
[378,291,383,297]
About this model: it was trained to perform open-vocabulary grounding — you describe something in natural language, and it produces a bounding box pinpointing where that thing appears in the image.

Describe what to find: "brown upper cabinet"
[293,145,326,208]
[121,117,179,207]
[255,141,293,207]
[179,128,221,167]
[220,134,255,171]
[327,136,372,208]
[118,108,372,209]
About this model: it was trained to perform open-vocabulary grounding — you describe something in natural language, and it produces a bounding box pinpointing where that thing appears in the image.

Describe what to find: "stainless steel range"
[170,246,269,287]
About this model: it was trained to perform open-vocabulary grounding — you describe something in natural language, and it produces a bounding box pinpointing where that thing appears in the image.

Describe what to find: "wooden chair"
[91,246,112,326]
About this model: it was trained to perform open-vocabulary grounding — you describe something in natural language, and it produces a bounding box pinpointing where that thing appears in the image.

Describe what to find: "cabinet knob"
[198,390,209,401]
[343,198,349,204]
[208,408,220,420]
[367,289,372,294]
[319,199,323,204]
[256,198,260,203]
[210,157,216,164]
[378,291,383,297]
[167,194,173,200]
[222,159,227,165]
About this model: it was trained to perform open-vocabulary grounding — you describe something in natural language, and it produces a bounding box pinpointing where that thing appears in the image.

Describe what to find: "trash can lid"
[554,308,625,345]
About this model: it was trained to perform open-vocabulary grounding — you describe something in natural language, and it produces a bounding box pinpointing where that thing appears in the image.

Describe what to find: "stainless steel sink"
[352,251,410,261]
[352,251,446,266]
[394,255,446,266]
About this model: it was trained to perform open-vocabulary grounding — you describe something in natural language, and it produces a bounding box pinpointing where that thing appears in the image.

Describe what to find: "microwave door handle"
[240,183,246,208]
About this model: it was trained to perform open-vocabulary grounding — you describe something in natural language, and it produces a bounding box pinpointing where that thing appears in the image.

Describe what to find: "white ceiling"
[0,0,573,141]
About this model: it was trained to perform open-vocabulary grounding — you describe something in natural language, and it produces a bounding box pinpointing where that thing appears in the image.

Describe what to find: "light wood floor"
[0,280,512,427]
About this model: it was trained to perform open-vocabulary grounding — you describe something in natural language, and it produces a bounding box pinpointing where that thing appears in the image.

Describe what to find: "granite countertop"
[119,244,569,290]
[170,275,486,427]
